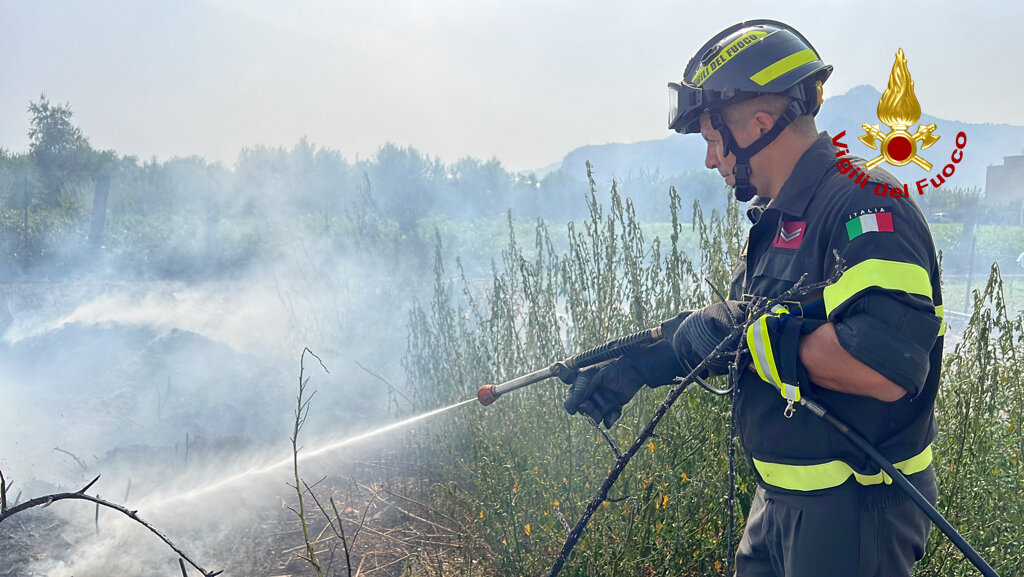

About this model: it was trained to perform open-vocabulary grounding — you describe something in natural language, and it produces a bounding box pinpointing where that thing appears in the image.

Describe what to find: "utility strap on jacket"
[747,304,801,403]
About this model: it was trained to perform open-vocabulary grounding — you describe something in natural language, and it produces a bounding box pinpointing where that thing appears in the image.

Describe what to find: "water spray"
[143,398,477,510]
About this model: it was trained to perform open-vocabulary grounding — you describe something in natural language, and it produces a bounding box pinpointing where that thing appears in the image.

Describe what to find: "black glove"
[672,300,747,377]
[564,340,682,428]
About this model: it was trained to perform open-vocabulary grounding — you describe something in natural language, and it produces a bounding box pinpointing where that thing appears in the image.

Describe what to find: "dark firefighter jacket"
[728,133,943,494]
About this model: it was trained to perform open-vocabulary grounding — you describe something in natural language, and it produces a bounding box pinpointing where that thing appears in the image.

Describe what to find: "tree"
[370,144,441,265]
[27,94,96,206]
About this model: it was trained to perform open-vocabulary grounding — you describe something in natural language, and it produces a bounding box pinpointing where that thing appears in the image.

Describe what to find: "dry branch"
[354,360,414,407]
[0,469,8,512]
[358,480,462,530]
[52,446,88,472]
[0,471,222,576]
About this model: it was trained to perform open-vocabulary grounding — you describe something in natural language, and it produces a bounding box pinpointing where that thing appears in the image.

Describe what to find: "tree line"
[0,96,732,281]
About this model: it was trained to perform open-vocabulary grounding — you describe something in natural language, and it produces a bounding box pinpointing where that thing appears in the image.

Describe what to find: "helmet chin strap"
[710,97,809,202]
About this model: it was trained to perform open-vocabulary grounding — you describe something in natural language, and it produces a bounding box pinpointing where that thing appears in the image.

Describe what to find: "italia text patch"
[845,209,893,241]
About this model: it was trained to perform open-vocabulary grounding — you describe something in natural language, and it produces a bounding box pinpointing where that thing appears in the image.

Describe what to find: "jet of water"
[141,397,477,510]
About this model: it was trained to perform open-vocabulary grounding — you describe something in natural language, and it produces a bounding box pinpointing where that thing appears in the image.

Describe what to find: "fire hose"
[477,314,999,577]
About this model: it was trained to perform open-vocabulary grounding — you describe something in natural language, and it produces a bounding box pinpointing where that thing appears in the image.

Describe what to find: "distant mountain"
[557,85,1024,190]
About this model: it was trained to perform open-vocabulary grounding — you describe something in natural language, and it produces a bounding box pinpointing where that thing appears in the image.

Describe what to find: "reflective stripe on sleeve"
[746,306,800,402]
[752,445,933,491]
[936,304,946,337]
[823,259,933,316]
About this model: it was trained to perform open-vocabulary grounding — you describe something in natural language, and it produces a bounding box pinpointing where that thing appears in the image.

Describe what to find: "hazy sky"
[2,0,1021,172]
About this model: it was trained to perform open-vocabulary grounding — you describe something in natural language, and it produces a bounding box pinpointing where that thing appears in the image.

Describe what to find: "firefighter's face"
[699,114,736,187]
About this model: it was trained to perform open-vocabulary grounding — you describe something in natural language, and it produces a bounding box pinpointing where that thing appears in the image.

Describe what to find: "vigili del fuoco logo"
[831,48,968,198]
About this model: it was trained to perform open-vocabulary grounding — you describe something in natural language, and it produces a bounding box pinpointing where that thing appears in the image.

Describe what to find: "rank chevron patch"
[772,220,806,249]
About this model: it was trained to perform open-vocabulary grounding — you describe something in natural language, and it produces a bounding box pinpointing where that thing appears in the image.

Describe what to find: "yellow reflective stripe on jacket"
[752,445,933,492]
[936,304,946,337]
[823,259,932,316]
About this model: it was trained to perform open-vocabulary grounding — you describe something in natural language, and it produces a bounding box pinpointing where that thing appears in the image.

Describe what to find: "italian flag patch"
[846,211,893,240]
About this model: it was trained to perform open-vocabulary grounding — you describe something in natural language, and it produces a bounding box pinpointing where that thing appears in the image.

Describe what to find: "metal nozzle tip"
[477,384,498,406]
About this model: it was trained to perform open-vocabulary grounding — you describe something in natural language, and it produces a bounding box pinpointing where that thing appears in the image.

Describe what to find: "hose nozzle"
[477,384,499,406]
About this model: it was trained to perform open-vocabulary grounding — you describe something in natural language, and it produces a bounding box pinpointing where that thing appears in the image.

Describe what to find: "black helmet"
[667,20,832,200]
[668,20,832,134]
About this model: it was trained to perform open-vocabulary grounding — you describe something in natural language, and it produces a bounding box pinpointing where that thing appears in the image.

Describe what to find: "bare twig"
[81,474,101,493]
[359,481,462,530]
[303,480,354,577]
[0,474,222,576]
[291,347,330,577]
[354,360,414,407]
[350,485,379,546]
[0,469,8,512]
[592,420,622,459]
[305,480,361,577]
[330,497,354,577]
[553,506,570,534]
[360,552,412,575]
[378,499,457,537]
[52,447,88,472]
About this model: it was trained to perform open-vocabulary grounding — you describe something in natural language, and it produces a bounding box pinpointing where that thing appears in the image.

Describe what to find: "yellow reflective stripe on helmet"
[749,48,819,86]
[936,304,946,337]
[747,315,784,388]
[752,445,933,492]
[823,259,932,316]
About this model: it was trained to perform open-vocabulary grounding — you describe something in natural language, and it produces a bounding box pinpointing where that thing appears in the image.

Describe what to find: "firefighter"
[564,20,943,577]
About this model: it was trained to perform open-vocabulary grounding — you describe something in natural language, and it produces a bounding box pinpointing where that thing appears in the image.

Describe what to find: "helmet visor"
[668,83,682,130]
[667,81,710,133]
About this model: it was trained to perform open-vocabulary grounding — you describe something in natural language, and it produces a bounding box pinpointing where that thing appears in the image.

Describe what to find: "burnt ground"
[1,449,486,577]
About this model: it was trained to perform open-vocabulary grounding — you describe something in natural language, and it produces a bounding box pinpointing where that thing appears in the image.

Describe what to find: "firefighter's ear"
[750,110,777,138]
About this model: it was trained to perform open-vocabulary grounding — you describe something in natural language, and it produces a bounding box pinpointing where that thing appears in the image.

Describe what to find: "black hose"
[801,398,1000,577]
